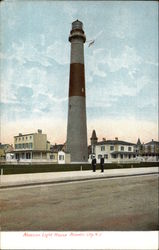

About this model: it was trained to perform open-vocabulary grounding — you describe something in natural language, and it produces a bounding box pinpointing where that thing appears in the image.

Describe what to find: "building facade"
[89,130,159,163]
[135,139,159,161]
[89,137,136,163]
[13,129,50,162]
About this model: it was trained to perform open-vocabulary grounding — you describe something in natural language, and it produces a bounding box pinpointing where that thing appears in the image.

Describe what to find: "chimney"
[115,137,118,141]
[38,129,42,134]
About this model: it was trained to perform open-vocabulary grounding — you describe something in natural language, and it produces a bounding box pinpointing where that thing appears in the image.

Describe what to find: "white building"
[58,151,71,164]
[89,138,136,164]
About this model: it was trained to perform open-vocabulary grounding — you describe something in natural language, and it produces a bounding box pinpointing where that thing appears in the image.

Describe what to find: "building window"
[15,144,17,149]
[26,153,31,159]
[26,143,28,148]
[120,154,123,159]
[101,146,105,151]
[26,136,28,140]
[128,147,132,151]
[29,143,32,149]
[121,146,124,151]
[19,138,21,141]
[15,153,19,159]
[59,155,64,161]
[19,144,22,149]
[110,146,114,151]
[98,154,102,159]
[50,155,55,160]
[129,155,131,159]
[30,136,32,139]
[151,145,155,152]
[112,154,117,159]
[22,137,24,140]
[104,154,108,159]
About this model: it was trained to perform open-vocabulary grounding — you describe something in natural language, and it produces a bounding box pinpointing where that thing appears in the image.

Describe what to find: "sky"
[0,0,158,145]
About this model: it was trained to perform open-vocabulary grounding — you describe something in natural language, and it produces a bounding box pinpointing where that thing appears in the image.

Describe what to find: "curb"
[0,172,158,189]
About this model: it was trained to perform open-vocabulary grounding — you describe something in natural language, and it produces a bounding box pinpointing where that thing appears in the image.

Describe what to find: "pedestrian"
[92,156,96,172]
[100,156,104,172]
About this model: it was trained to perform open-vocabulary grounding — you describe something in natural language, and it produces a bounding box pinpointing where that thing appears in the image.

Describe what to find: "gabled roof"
[50,144,64,153]
[145,140,159,146]
[96,140,136,146]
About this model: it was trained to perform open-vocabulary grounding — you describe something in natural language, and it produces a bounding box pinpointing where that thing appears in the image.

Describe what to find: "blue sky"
[0,1,158,144]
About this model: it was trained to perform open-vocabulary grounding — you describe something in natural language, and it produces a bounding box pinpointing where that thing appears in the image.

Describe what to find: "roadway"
[0,173,158,231]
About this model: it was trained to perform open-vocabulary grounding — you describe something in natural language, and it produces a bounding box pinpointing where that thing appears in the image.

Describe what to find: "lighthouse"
[66,20,88,162]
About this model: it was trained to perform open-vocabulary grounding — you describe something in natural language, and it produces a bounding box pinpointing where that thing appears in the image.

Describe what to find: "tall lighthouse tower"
[66,20,88,162]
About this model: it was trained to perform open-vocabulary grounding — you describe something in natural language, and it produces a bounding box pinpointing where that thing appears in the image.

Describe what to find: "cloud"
[110,5,138,40]
[86,45,142,83]
[1,49,69,122]
[46,41,69,65]
[106,46,142,72]
[109,75,150,97]
[145,60,158,67]
[86,48,107,82]
[1,38,70,68]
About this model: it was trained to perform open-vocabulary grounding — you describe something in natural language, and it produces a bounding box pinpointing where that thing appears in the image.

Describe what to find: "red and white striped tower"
[66,20,88,162]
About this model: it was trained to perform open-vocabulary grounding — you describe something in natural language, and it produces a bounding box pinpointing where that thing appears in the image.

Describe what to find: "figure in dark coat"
[92,157,96,172]
[100,156,104,172]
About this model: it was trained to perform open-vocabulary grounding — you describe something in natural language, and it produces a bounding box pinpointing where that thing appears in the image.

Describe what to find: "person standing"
[100,156,104,172]
[92,156,96,172]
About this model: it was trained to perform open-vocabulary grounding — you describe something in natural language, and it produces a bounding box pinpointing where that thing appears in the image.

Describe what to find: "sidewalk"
[0,167,158,188]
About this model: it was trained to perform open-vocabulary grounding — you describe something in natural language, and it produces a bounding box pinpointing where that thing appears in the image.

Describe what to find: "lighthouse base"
[66,96,88,162]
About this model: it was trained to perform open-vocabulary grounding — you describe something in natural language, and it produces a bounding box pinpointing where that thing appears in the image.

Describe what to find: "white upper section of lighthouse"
[69,19,86,43]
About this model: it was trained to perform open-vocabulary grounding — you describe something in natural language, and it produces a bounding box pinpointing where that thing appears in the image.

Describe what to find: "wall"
[34,133,47,150]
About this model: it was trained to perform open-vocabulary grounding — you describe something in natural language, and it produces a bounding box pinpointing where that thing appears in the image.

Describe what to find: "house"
[49,152,58,163]
[0,143,14,161]
[13,129,51,163]
[89,136,136,164]
[58,151,70,164]
[136,139,159,162]
[50,143,65,153]
[50,143,70,163]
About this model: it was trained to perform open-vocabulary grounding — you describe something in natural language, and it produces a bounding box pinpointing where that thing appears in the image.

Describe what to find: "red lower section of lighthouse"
[69,63,85,97]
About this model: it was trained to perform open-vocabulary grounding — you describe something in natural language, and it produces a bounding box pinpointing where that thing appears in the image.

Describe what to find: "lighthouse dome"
[72,19,83,30]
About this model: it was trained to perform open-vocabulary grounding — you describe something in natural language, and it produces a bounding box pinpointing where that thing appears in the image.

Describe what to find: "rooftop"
[145,140,159,145]
[96,140,136,146]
